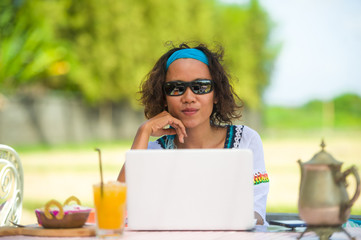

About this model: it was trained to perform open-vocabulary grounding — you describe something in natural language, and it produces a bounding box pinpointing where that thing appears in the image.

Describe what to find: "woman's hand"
[118,111,187,182]
[131,111,187,149]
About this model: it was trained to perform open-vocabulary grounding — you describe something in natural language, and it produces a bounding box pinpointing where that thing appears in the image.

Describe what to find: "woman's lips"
[182,108,198,116]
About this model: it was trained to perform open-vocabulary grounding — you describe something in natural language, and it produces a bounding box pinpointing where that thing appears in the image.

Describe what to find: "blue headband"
[166,48,209,70]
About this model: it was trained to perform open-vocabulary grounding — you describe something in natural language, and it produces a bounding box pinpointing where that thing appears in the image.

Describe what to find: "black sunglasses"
[163,79,214,96]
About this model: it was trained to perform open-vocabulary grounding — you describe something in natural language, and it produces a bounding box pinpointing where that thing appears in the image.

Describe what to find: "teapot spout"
[297,159,303,169]
[297,159,304,181]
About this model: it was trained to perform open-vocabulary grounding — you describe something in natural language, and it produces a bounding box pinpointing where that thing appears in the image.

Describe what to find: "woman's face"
[165,58,215,129]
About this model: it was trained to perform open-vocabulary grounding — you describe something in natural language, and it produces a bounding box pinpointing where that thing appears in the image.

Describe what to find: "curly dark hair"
[139,42,243,126]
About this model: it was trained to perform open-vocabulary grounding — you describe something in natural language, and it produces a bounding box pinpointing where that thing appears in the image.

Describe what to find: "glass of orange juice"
[93,181,127,238]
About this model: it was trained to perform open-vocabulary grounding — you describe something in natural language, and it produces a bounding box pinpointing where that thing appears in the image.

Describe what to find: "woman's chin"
[182,120,201,129]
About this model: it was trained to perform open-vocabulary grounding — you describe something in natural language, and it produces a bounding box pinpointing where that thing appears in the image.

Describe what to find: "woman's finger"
[174,120,187,138]
[169,121,187,143]
[168,120,184,134]
[159,128,177,136]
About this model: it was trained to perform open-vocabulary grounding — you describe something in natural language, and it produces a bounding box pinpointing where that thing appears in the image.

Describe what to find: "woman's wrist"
[131,123,152,149]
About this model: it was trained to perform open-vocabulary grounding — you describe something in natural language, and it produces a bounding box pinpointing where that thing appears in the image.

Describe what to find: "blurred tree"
[333,93,361,127]
[59,0,144,104]
[264,93,361,130]
[216,0,278,110]
[0,0,71,92]
[1,0,276,110]
[334,93,361,117]
[59,0,218,105]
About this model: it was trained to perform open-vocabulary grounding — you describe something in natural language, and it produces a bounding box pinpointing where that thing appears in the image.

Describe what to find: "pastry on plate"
[35,196,91,228]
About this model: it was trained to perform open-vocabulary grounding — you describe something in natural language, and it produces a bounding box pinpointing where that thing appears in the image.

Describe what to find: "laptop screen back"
[125,148,254,230]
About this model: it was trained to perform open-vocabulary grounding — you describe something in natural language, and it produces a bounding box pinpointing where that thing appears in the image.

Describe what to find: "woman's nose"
[181,87,196,103]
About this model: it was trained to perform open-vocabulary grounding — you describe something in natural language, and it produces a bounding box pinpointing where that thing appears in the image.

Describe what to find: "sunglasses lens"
[164,83,185,96]
[191,80,212,94]
[164,80,213,96]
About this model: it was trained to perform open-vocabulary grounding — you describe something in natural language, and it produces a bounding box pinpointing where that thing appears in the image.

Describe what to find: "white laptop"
[125,149,254,230]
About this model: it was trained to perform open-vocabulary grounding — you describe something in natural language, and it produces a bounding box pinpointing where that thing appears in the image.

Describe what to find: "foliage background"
[0,0,277,110]
[265,93,361,132]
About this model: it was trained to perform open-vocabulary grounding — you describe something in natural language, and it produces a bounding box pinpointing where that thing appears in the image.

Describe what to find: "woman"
[117,43,269,225]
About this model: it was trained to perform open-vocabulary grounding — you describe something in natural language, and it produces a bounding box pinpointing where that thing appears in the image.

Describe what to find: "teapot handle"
[342,166,361,208]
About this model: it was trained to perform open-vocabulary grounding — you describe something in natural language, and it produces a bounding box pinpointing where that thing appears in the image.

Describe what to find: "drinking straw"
[95,148,104,197]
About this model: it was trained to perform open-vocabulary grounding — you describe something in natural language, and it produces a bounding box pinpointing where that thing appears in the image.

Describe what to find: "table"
[0,226,360,240]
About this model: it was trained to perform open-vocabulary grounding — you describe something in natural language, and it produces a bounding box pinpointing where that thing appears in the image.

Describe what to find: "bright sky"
[223,0,361,106]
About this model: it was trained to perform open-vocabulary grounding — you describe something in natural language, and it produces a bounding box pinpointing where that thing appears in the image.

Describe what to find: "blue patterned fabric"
[156,125,244,149]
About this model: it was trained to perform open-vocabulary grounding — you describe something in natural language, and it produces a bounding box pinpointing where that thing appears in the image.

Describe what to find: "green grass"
[23,164,121,174]
[266,205,361,215]
[264,94,361,131]
[14,139,133,154]
[23,199,46,212]
[267,204,298,214]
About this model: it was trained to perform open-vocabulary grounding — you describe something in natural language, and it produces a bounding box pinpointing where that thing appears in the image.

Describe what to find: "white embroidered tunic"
[148,125,270,224]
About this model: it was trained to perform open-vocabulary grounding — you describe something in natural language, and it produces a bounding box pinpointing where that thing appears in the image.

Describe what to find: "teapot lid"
[305,140,343,165]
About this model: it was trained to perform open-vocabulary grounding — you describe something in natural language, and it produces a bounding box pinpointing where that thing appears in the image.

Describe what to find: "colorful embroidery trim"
[224,125,244,148]
[224,125,234,148]
[254,172,269,185]
[157,125,245,149]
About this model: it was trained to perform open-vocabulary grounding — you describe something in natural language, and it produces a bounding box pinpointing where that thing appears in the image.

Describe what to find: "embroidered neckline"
[157,125,244,149]
[224,125,233,148]
[233,125,244,148]
[224,125,244,148]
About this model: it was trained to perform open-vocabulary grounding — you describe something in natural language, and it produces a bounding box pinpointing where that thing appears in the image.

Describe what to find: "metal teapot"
[298,140,360,226]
